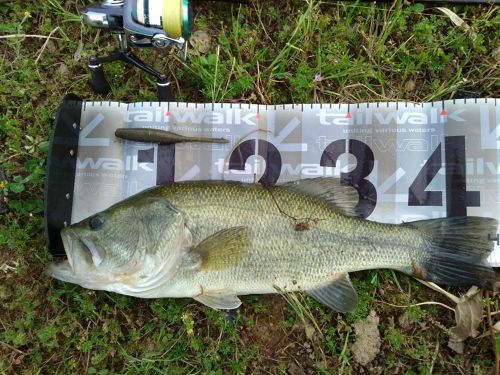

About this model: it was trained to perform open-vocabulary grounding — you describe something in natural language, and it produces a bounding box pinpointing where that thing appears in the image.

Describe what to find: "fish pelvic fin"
[405,216,497,289]
[306,273,358,313]
[195,227,251,271]
[283,178,361,217]
[194,289,241,310]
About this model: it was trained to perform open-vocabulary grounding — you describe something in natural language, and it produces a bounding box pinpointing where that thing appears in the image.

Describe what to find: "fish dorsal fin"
[194,227,251,271]
[283,178,359,217]
[306,273,358,313]
[194,289,242,310]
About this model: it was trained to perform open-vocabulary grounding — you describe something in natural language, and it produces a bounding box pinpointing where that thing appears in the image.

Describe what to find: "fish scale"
[155,182,428,295]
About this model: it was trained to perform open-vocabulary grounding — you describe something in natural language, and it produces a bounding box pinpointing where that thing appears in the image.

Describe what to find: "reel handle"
[157,78,174,102]
[88,57,111,94]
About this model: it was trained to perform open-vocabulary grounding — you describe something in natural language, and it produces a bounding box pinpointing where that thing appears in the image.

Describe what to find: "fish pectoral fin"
[194,289,242,310]
[195,227,251,271]
[306,273,358,313]
[283,177,361,217]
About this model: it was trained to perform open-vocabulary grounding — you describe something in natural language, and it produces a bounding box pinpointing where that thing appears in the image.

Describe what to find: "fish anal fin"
[306,273,358,313]
[283,178,360,217]
[194,289,242,310]
[195,227,251,271]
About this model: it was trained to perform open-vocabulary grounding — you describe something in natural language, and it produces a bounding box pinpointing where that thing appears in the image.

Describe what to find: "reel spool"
[131,0,191,40]
[124,0,192,49]
[83,0,192,49]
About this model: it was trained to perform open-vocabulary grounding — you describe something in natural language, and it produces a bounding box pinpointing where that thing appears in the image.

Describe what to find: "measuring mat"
[45,97,500,266]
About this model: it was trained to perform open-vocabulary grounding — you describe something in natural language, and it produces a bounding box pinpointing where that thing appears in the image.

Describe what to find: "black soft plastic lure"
[115,128,229,145]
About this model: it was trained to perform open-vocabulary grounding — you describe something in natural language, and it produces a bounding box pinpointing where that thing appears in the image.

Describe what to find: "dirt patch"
[241,295,330,374]
[241,296,288,353]
[351,310,381,366]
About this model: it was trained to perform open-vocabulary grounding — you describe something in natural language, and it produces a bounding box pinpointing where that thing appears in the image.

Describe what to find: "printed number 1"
[408,136,480,216]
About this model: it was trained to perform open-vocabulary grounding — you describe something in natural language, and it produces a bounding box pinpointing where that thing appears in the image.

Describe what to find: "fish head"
[47,194,190,292]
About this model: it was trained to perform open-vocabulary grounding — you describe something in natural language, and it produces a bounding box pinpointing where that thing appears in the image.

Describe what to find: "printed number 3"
[320,139,377,218]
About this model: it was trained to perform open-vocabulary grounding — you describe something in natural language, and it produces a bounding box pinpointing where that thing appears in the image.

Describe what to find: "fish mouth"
[60,228,75,271]
[46,229,92,284]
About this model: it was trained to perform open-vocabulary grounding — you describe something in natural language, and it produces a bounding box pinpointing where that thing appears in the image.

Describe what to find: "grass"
[0,0,499,373]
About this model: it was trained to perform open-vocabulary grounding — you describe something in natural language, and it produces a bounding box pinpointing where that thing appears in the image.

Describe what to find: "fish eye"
[89,215,104,230]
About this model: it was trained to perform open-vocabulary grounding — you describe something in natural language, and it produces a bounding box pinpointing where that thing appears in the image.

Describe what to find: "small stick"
[0,34,60,40]
[375,299,455,312]
[35,26,60,64]
[0,340,24,354]
[416,279,461,304]
[486,291,500,375]
[429,337,440,374]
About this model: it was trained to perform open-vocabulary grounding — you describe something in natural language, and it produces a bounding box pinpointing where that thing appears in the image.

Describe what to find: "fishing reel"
[82,0,192,101]
[82,0,245,100]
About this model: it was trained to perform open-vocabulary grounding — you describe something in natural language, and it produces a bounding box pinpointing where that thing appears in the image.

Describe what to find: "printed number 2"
[228,139,282,185]
[320,139,377,218]
[408,135,480,216]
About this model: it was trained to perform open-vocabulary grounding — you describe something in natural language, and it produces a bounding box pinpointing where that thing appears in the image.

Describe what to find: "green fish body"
[47,179,497,312]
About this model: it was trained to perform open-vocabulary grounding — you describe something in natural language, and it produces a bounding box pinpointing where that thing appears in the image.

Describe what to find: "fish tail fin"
[406,216,497,289]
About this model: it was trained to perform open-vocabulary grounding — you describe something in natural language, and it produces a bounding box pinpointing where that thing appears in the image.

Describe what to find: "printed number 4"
[408,136,480,217]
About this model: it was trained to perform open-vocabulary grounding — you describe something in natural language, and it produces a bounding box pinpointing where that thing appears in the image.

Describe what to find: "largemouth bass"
[47,178,497,312]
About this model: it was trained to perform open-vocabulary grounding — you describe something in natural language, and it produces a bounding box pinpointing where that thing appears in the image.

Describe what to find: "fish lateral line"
[262,184,325,231]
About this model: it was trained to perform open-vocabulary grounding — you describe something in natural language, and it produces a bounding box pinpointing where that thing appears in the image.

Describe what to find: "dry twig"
[486,291,500,375]
[0,34,60,40]
[35,26,60,64]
